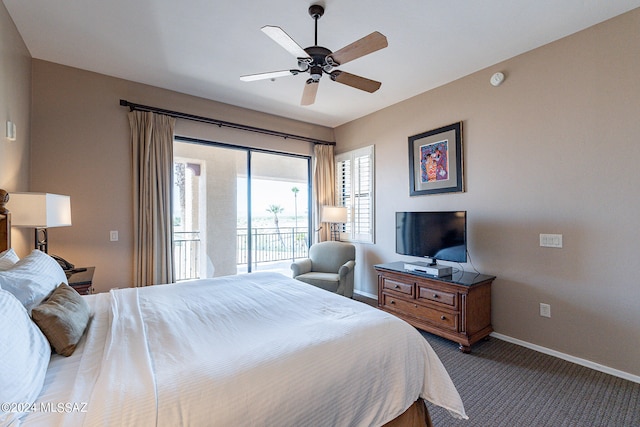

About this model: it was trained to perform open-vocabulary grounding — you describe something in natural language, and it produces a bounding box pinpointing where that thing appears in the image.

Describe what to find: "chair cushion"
[295,272,340,293]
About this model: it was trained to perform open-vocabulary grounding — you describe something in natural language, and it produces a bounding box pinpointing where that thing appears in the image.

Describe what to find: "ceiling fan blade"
[261,26,310,59]
[331,71,381,93]
[240,70,298,82]
[301,80,319,106]
[328,31,388,66]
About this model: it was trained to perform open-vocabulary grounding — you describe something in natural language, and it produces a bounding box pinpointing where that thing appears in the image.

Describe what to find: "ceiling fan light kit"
[240,4,388,106]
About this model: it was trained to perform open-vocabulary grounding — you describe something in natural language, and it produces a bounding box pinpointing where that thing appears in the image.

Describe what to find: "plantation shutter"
[335,145,374,243]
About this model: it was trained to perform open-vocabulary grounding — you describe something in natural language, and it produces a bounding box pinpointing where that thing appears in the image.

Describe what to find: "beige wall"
[335,9,640,376]
[6,0,638,378]
[0,2,31,254]
[29,60,332,292]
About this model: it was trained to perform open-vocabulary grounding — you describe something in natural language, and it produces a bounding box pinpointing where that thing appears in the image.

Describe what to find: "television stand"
[375,262,495,353]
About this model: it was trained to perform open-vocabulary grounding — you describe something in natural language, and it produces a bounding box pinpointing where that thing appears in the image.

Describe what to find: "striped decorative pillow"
[0,250,68,313]
[0,248,19,271]
[0,289,51,425]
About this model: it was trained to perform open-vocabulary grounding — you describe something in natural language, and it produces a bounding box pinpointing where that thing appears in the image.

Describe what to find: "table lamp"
[8,192,72,253]
[321,205,347,241]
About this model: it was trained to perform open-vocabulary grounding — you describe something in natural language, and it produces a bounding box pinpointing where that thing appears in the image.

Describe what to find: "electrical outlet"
[540,303,551,318]
[110,230,119,242]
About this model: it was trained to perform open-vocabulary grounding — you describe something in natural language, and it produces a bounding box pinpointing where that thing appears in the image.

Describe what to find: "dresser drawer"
[419,306,458,331]
[381,277,414,296]
[417,286,457,307]
[382,294,458,331]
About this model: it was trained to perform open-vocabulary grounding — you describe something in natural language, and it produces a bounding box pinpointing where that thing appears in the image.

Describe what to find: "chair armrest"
[291,258,312,277]
[338,260,355,278]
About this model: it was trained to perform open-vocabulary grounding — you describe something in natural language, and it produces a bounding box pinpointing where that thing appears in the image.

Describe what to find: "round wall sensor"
[490,72,505,87]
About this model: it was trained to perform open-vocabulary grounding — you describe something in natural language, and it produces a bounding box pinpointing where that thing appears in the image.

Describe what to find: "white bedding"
[21,272,466,426]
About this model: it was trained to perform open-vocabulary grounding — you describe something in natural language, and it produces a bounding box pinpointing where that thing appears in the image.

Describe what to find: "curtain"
[313,144,336,243]
[129,111,176,286]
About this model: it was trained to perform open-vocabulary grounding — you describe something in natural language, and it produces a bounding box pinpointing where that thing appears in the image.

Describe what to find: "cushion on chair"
[295,272,340,293]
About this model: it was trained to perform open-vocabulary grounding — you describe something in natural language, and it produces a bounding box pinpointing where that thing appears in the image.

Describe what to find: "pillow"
[32,283,91,356]
[0,249,68,313]
[0,248,19,271]
[0,289,51,425]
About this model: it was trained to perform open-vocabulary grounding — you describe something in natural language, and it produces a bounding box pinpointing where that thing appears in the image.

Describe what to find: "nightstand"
[66,267,95,295]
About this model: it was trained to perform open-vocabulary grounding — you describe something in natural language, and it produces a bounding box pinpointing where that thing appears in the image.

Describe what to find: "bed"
[0,190,467,426]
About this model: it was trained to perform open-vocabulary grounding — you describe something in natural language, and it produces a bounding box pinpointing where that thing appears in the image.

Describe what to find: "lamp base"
[35,227,48,253]
[330,223,341,241]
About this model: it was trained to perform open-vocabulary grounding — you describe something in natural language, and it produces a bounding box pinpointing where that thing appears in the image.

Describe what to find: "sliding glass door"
[244,152,310,274]
[173,139,310,280]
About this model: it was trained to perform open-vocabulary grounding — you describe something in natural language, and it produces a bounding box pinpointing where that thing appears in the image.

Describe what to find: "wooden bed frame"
[0,188,435,426]
[0,189,10,252]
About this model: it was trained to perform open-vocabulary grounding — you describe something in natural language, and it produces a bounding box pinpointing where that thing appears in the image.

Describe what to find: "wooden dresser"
[375,262,495,353]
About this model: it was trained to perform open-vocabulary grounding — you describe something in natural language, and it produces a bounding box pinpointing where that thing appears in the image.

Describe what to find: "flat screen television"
[396,211,467,263]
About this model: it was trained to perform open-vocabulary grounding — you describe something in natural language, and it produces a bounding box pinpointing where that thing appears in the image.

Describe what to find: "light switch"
[110,230,119,242]
[540,233,562,248]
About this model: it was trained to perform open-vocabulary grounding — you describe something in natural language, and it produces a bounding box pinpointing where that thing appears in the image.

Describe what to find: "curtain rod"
[119,99,335,146]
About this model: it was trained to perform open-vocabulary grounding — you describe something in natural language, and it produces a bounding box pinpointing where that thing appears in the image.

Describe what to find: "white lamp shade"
[8,193,72,228]
[321,206,347,223]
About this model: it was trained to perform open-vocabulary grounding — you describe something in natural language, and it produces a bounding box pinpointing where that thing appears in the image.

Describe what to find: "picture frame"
[408,122,464,196]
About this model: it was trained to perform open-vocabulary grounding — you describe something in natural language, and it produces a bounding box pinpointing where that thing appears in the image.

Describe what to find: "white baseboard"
[350,294,639,384]
[491,332,640,384]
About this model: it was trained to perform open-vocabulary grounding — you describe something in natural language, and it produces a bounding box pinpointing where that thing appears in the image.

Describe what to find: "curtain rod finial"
[120,99,134,112]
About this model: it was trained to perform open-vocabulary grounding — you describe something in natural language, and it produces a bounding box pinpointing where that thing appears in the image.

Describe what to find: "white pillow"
[0,250,68,313]
[0,248,19,271]
[0,289,51,425]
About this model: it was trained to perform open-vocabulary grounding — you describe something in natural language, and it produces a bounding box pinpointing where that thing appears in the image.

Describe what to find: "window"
[335,145,374,243]
[173,139,311,280]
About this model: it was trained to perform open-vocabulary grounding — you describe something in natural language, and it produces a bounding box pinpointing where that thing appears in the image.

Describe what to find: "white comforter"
[24,272,466,426]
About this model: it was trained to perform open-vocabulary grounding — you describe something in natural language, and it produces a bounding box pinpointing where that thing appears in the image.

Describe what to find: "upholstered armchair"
[291,241,356,298]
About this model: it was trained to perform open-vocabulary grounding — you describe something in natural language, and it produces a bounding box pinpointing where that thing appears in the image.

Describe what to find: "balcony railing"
[236,227,309,266]
[174,231,201,281]
[174,227,309,281]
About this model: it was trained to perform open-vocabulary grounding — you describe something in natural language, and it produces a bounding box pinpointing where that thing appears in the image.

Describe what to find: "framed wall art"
[408,122,464,196]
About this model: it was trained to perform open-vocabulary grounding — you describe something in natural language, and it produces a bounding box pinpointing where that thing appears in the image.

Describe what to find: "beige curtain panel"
[129,111,176,287]
[313,144,336,243]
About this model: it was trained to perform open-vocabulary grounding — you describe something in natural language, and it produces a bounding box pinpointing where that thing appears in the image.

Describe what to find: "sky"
[237,178,309,221]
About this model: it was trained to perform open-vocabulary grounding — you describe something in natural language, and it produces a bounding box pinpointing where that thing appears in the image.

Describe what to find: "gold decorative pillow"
[31,283,91,356]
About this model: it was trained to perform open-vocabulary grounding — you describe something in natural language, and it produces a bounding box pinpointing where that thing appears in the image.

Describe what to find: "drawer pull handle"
[433,294,439,298]
[440,315,446,320]
[394,285,400,289]
[414,304,418,308]
[390,300,395,304]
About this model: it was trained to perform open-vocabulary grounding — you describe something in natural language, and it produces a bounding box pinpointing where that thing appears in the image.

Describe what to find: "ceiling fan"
[240,4,388,106]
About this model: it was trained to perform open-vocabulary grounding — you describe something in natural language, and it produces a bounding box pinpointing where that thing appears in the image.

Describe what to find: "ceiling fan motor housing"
[302,45,333,80]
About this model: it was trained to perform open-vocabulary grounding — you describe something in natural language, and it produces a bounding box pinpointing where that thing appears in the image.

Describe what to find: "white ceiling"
[4,0,640,128]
